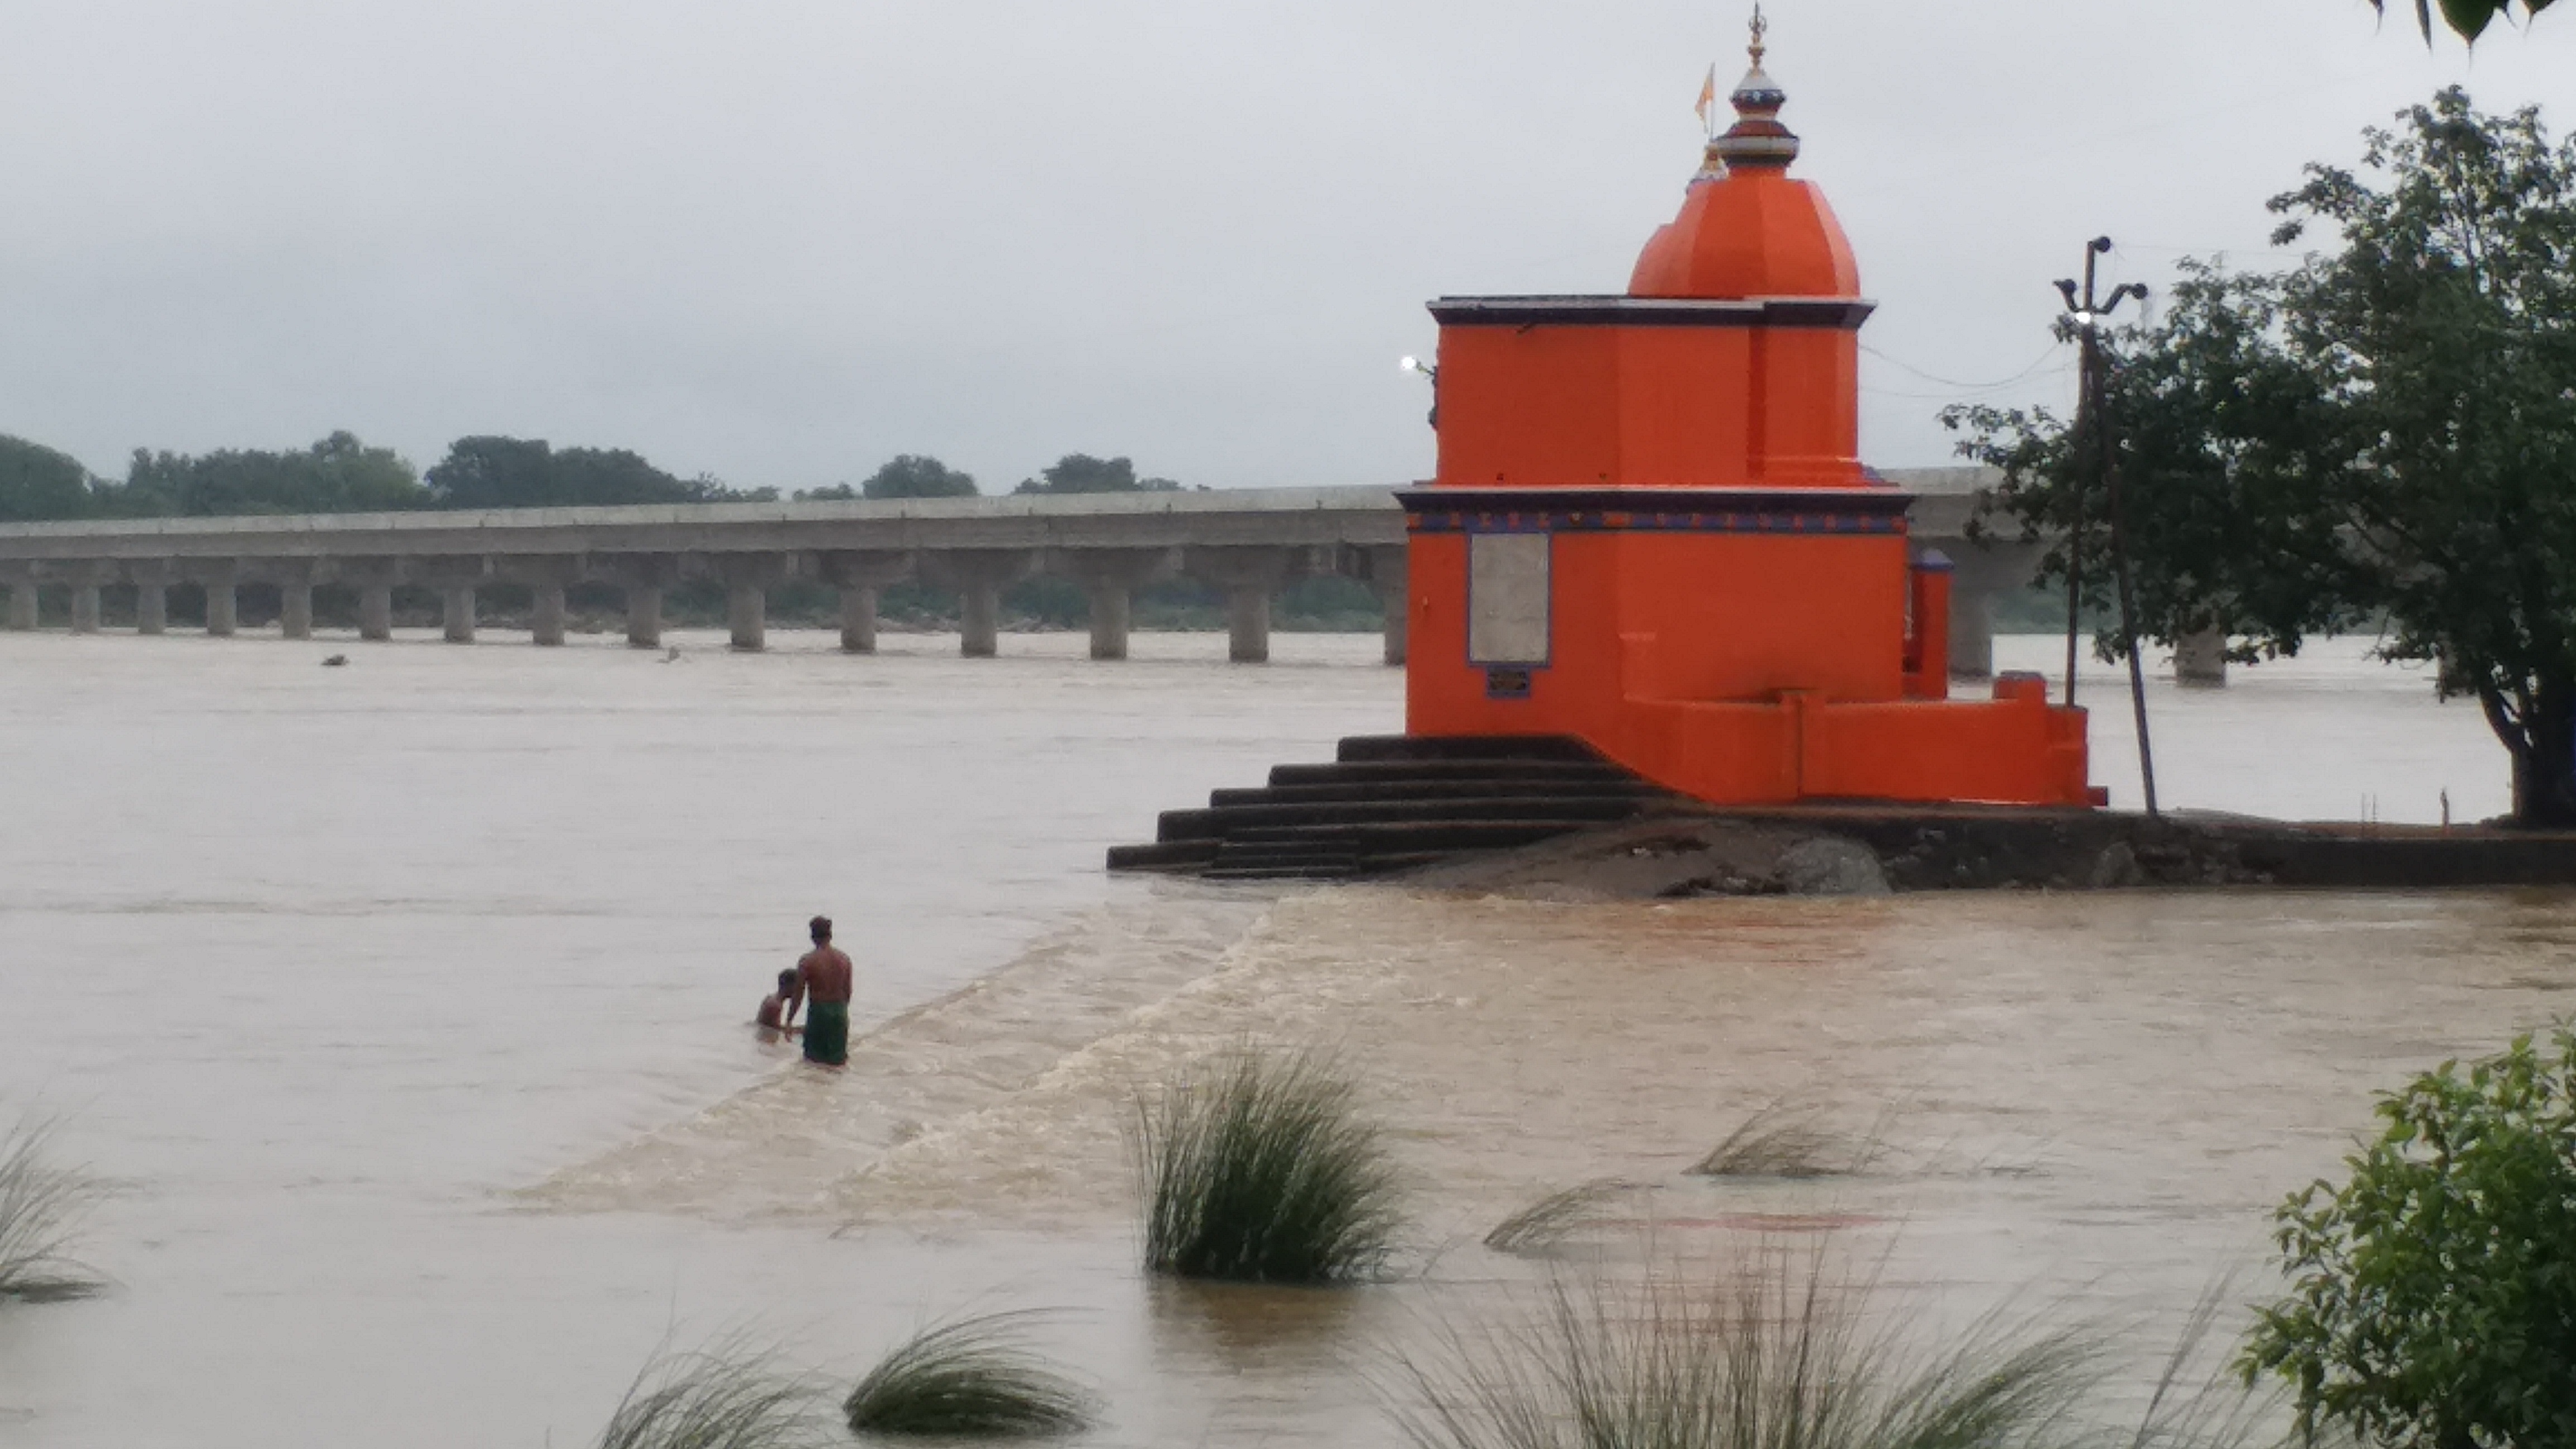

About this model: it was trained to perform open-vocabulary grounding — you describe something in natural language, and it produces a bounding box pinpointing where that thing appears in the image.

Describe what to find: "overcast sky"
[1,2,2568,493]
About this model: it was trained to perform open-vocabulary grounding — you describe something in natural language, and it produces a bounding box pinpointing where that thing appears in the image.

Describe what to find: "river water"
[0,627,2564,1447]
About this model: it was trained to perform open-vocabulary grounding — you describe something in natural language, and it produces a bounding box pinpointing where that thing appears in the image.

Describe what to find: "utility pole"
[2055,238,2159,817]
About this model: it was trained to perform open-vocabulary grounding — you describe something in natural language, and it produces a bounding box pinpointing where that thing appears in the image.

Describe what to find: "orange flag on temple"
[1693,63,1717,132]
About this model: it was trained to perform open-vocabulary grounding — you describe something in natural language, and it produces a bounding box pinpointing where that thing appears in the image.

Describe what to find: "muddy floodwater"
[0,627,2567,1448]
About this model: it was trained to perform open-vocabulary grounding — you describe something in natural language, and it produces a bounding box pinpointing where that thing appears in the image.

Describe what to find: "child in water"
[755,968,801,1039]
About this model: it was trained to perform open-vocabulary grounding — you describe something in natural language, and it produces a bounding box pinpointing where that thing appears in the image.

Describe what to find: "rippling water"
[0,626,2561,1447]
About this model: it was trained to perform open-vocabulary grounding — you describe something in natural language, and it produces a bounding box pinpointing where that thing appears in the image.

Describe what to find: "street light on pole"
[2056,237,2157,816]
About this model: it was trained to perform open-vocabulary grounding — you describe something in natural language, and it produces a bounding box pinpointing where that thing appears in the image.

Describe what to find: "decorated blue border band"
[1409,509,1906,537]
[1397,485,1913,538]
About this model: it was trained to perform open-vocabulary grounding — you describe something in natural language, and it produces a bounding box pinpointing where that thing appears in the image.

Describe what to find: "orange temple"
[1402,27,2099,809]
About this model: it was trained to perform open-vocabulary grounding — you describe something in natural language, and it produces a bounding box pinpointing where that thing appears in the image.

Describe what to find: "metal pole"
[2096,349,2161,818]
[2058,242,2105,710]
[2056,236,2157,817]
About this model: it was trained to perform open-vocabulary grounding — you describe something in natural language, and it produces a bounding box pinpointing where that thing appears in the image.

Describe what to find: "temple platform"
[1108,735,2576,892]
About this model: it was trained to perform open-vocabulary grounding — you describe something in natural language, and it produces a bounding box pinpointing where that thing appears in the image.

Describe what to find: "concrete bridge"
[0,468,2040,673]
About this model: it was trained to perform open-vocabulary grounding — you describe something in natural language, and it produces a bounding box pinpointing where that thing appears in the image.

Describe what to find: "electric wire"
[1859,339,2072,394]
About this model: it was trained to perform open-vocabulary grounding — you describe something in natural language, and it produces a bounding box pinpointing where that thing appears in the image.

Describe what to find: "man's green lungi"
[803,1000,850,1067]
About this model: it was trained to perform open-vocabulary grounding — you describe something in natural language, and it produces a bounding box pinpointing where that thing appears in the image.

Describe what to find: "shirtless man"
[792,915,855,1067]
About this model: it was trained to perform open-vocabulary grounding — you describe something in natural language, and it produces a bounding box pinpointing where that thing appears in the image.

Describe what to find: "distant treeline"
[0,430,1192,523]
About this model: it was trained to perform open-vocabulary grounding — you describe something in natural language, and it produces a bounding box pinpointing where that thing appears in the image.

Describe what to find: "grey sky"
[0,1,2568,493]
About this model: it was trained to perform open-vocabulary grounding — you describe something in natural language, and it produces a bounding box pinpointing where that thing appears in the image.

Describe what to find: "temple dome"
[1627,21,1860,301]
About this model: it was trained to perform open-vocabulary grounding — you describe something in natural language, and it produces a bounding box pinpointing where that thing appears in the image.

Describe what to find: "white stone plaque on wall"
[1467,532,1551,665]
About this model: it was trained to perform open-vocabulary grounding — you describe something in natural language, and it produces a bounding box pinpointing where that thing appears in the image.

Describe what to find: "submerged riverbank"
[1412,806,2576,898]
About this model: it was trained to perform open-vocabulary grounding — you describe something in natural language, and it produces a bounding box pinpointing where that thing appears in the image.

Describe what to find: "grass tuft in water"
[843,1310,1095,1438]
[0,1115,106,1303]
[594,1343,822,1449]
[1689,1098,1883,1180]
[1388,1249,2108,1449]
[1133,1045,1401,1284]
[1484,1178,1645,1257]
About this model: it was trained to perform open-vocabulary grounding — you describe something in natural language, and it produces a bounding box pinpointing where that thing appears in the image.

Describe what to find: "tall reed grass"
[0,1115,105,1303]
[593,1342,823,1449]
[1388,1250,2108,1449]
[1690,1099,1884,1179]
[843,1310,1095,1438]
[1133,1046,1401,1283]
[1484,1179,1644,1257]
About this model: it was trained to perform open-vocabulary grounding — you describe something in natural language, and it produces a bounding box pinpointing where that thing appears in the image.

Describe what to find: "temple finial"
[1708,3,1797,172]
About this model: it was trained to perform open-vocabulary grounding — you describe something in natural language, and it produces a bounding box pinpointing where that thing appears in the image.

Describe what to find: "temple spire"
[1712,4,1798,171]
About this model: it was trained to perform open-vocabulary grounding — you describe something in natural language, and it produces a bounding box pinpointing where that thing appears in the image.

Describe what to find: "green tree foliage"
[2373,0,2556,42]
[423,436,758,509]
[423,435,552,508]
[1948,272,2364,662]
[0,436,101,522]
[1013,453,1181,495]
[1950,89,2576,826]
[120,430,424,517]
[861,454,978,499]
[2242,1026,2576,1449]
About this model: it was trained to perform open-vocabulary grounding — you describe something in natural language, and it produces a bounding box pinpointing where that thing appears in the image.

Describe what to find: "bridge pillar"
[186,561,242,637]
[410,557,488,644]
[717,555,792,653]
[68,572,102,634]
[271,562,318,640]
[1187,546,1304,665]
[338,558,400,641]
[840,588,876,653]
[2,571,32,631]
[132,563,169,635]
[728,584,765,651]
[2175,627,2228,686]
[1364,545,1408,666]
[1228,587,1269,664]
[1090,579,1133,660]
[600,556,681,648]
[962,581,1001,658]
[924,550,1035,658]
[817,551,913,654]
[362,585,395,640]
[497,556,579,646]
[442,588,476,643]
[1947,579,1996,679]
[533,584,567,646]
[1937,544,2035,681]
[1059,548,1176,661]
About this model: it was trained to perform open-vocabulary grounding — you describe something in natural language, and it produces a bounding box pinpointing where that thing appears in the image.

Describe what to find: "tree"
[424,437,736,509]
[2241,1026,2576,1449]
[0,435,100,521]
[1948,271,2369,666]
[541,446,706,507]
[422,435,553,509]
[1951,89,2576,827]
[1012,454,1180,495]
[117,431,423,516]
[2372,0,2556,42]
[860,454,977,499]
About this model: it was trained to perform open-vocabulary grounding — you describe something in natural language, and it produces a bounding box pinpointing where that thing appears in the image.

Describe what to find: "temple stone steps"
[1107,735,1685,880]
